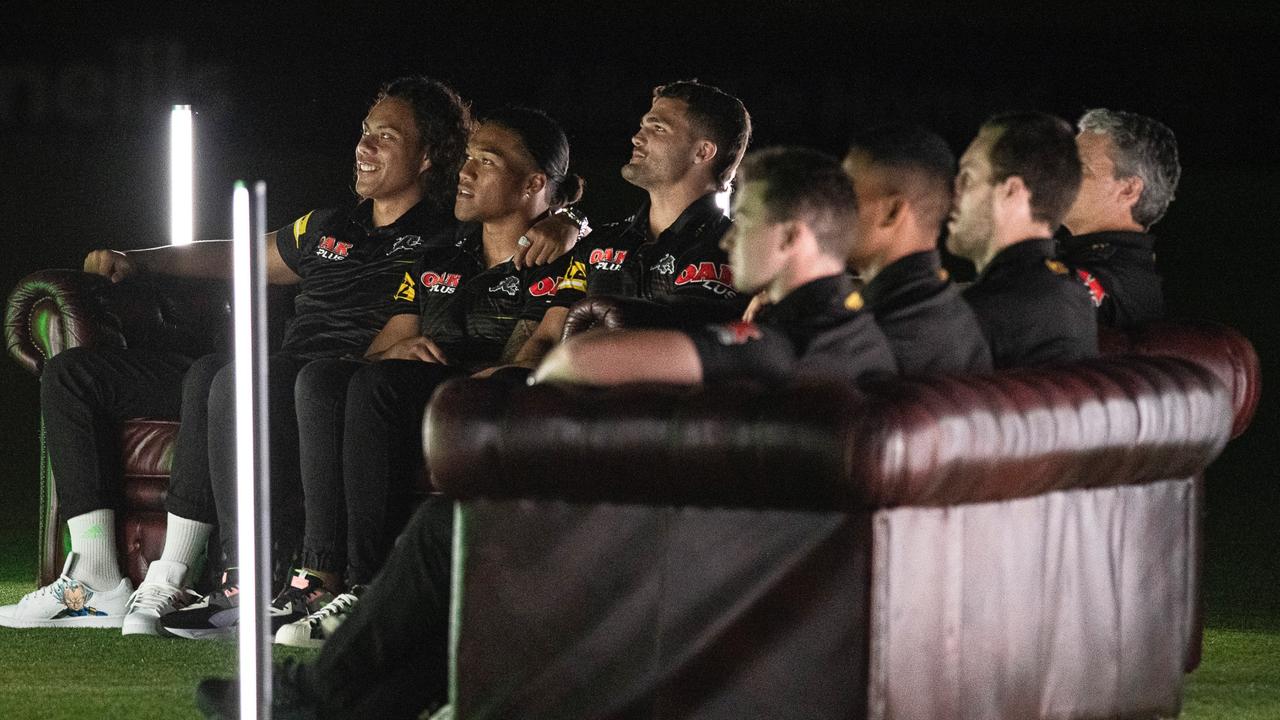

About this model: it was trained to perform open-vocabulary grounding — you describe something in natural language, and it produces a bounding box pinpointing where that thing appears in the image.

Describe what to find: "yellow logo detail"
[844,292,864,311]
[292,211,315,248]
[1044,259,1068,275]
[937,268,950,282]
[394,272,415,302]
[556,259,588,293]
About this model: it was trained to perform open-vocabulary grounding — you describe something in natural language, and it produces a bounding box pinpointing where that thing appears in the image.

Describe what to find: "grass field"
[0,492,1276,718]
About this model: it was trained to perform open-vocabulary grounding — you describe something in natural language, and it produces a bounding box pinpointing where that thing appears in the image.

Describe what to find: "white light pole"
[170,105,194,245]
[232,180,272,719]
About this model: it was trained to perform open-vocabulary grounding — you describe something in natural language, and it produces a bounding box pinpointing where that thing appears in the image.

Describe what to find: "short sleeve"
[685,320,797,385]
[519,254,572,321]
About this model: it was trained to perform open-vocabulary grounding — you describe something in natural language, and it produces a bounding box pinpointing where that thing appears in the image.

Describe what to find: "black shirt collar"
[980,237,1055,278]
[351,199,437,238]
[624,192,724,240]
[1059,230,1156,253]
[862,250,943,307]
[762,273,857,326]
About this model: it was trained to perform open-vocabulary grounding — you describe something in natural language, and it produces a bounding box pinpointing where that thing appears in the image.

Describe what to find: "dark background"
[2,3,1277,617]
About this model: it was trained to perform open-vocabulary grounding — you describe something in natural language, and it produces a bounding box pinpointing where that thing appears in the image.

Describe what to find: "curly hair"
[374,77,473,214]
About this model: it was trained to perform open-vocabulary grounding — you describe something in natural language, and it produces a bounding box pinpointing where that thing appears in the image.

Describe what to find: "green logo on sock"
[82,525,104,541]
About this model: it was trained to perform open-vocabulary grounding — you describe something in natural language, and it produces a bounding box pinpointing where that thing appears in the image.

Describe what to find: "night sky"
[3,4,1277,549]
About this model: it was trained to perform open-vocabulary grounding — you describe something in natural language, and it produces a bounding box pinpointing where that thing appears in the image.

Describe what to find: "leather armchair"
[5,268,294,587]
[424,321,1258,720]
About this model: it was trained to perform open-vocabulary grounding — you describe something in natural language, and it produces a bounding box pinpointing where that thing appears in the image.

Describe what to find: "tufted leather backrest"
[426,355,1234,510]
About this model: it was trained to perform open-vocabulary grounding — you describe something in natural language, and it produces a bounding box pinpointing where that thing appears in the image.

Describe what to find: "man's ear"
[418,155,432,175]
[781,219,804,249]
[525,173,547,198]
[693,140,719,166]
[880,195,906,229]
[1117,174,1144,210]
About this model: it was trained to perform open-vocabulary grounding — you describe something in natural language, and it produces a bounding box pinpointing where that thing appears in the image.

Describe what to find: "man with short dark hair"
[947,112,1097,368]
[504,80,754,369]
[844,125,992,374]
[535,146,895,387]
[1060,109,1181,328]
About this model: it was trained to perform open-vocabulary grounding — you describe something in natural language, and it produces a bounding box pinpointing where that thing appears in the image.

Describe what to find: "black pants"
[307,496,454,718]
[205,353,309,568]
[295,359,464,584]
[40,346,217,522]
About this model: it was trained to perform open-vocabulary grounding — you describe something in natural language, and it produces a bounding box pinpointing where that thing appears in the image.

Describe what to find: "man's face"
[842,150,886,270]
[946,129,997,262]
[455,122,537,223]
[621,97,701,190]
[721,181,788,296]
[354,97,429,202]
[1063,131,1128,231]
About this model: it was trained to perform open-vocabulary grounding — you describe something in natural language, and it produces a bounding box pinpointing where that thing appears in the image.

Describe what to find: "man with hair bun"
[947,112,1098,368]
[1060,108,1181,328]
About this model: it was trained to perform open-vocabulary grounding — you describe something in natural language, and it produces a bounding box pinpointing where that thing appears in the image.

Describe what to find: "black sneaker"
[160,568,240,640]
[195,658,319,720]
[269,569,334,630]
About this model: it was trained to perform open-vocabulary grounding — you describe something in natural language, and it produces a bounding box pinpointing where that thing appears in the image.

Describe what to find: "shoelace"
[22,554,79,604]
[127,582,200,612]
[306,592,359,625]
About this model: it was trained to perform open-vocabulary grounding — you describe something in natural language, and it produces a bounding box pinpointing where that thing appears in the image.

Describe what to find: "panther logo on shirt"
[489,276,520,296]
[652,254,677,275]
[386,234,423,255]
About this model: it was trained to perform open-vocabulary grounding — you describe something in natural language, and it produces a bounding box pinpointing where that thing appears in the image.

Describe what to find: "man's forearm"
[125,240,234,279]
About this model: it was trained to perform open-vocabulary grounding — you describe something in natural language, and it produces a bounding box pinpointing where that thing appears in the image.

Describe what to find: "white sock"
[66,509,124,589]
[157,514,213,584]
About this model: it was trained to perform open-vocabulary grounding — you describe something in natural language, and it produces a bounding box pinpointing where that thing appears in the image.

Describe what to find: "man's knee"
[39,346,107,404]
[296,359,356,411]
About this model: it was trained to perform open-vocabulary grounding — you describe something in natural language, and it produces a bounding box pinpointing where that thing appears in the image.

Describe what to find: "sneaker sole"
[273,628,324,649]
[162,625,237,641]
[121,614,163,636]
[0,614,125,629]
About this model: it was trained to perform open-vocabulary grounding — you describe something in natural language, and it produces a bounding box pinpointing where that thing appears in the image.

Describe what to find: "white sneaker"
[0,553,132,628]
[273,587,362,648]
[122,560,199,636]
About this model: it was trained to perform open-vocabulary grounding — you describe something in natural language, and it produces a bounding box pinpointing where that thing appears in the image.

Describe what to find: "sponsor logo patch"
[557,260,588,293]
[1075,269,1107,307]
[712,320,763,346]
[315,235,352,261]
[675,261,736,296]
[421,271,463,294]
[528,276,558,297]
[394,272,416,302]
[589,247,628,271]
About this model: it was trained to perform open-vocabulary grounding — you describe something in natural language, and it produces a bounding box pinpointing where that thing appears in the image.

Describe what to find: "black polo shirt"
[688,273,897,386]
[408,225,570,370]
[1057,230,1163,330]
[963,238,1099,369]
[554,193,746,321]
[275,200,456,360]
[862,250,993,375]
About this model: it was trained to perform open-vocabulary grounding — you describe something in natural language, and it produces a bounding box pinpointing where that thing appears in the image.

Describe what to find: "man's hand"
[381,335,449,364]
[83,249,136,283]
[742,291,771,322]
[514,213,582,269]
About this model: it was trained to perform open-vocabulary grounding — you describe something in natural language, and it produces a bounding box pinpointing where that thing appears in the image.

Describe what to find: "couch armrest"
[562,295,747,340]
[425,355,1233,511]
[5,269,250,376]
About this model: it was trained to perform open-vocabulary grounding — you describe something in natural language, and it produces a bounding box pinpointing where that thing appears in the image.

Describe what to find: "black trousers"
[294,359,464,584]
[205,353,309,568]
[307,496,454,718]
[40,346,216,522]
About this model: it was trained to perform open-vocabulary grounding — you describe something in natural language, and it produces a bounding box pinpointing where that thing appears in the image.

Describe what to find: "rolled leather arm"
[6,269,128,375]
[6,269,237,376]
[425,355,1232,511]
[1100,319,1259,438]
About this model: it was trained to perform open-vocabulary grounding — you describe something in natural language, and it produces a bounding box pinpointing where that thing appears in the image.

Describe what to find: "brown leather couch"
[5,268,294,587]
[424,310,1259,719]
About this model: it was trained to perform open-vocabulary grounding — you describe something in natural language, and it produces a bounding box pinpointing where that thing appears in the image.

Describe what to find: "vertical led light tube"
[232,181,273,719]
[170,105,194,245]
